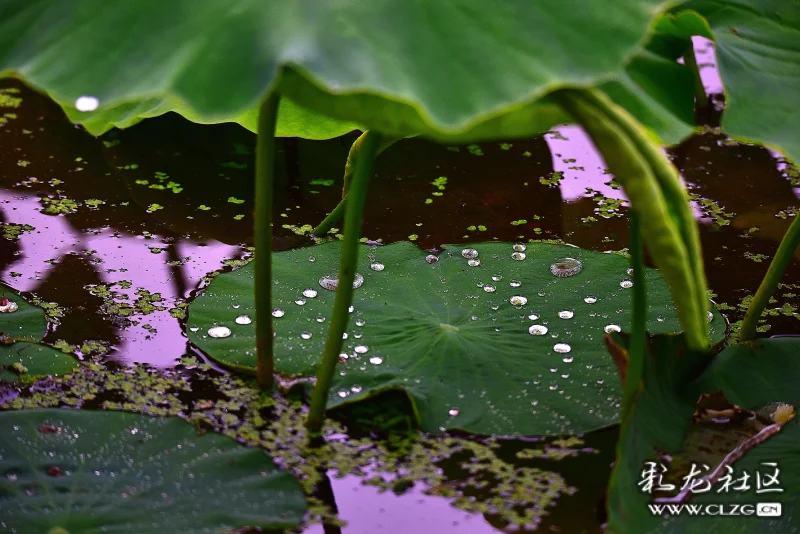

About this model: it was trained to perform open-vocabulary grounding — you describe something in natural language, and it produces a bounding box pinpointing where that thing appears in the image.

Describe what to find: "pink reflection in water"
[303,473,502,534]
[0,191,241,366]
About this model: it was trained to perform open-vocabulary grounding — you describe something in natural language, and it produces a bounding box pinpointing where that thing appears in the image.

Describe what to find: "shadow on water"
[0,71,798,533]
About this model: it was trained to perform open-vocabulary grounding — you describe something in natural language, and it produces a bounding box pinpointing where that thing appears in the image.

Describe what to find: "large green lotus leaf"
[677,1,800,162]
[187,241,725,436]
[59,92,362,139]
[0,283,79,383]
[0,342,78,384]
[0,0,677,141]
[608,337,800,533]
[0,408,307,533]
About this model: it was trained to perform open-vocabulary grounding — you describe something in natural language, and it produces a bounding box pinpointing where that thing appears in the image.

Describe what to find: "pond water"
[1,39,798,533]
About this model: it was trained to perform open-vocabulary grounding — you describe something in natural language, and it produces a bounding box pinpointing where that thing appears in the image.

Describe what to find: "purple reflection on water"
[303,472,502,534]
[0,191,240,366]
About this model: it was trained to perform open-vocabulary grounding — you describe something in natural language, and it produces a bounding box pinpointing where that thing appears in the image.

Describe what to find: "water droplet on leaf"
[550,258,582,277]
[370,262,385,271]
[511,252,526,261]
[235,314,251,325]
[620,280,633,288]
[558,310,574,319]
[208,326,231,338]
[553,343,571,354]
[75,95,99,112]
[461,248,479,259]
[272,308,285,318]
[510,296,528,306]
[529,324,548,336]
[604,324,621,333]
[302,288,318,298]
[584,296,597,304]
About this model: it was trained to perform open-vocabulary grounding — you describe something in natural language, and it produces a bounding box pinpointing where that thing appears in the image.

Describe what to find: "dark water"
[1,39,798,533]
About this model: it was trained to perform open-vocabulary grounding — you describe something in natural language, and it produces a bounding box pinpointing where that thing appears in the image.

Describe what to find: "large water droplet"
[426,254,439,264]
[510,296,528,306]
[448,408,460,417]
[553,343,571,354]
[272,308,285,318]
[342,332,349,339]
[558,310,574,319]
[509,280,521,288]
[75,96,99,112]
[235,314,252,325]
[0,300,19,313]
[337,389,349,398]
[604,324,622,333]
[584,296,597,304]
[467,258,481,267]
[550,258,582,277]
[563,356,574,363]
[295,298,307,306]
[461,248,479,259]
[620,280,633,288]
[370,262,385,272]
[300,331,312,340]
[528,313,540,320]
[491,274,503,282]
[483,285,496,293]
[319,273,364,291]
[512,243,527,252]
[351,385,363,394]
[354,345,368,354]
[208,326,231,338]
[302,288,318,298]
[529,324,549,336]
[511,252,526,261]
[316,314,326,323]
[369,356,383,365]
[355,318,366,327]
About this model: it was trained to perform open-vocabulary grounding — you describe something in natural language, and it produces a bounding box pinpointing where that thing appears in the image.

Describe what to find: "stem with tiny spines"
[306,132,382,436]
[551,88,708,351]
[254,94,280,390]
[311,131,400,237]
[739,215,800,342]
[622,211,646,420]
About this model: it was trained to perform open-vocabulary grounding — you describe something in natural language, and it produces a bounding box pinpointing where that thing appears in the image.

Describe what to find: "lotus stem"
[306,131,382,436]
[622,211,646,420]
[683,39,708,120]
[312,131,399,236]
[551,88,708,351]
[254,94,280,390]
[739,215,800,342]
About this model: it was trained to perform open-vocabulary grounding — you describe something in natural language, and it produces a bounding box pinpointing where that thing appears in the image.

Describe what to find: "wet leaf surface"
[187,241,725,436]
[0,408,307,533]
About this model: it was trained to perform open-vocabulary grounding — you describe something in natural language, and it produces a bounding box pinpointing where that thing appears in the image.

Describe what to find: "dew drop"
[351,385,363,394]
[75,96,99,112]
[509,280,521,288]
[550,257,582,277]
[308,256,316,262]
[295,298,306,306]
[342,333,349,339]
[510,296,528,306]
[300,331,312,340]
[354,345,368,354]
[461,248,479,259]
[272,308,285,318]
[626,267,634,275]
[620,280,633,288]
[235,314,252,325]
[511,252,526,261]
[302,288,318,298]
[207,326,231,338]
[563,356,574,363]
[529,324,549,336]
[315,314,326,323]
[370,262,385,272]
[558,310,574,319]
[348,306,355,313]
[528,313,540,320]
[471,315,478,321]
[483,285,496,293]
[369,356,383,365]
[604,324,622,333]
[426,254,439,264]
[584,296,597,304]
[512,243,527,252]
[189,326,199,332]
[491,274,503,282]
[337,389,349,398]
[656,315,665,322]
[448,408,460,417]
[553,343,572,354]
[707,310,714,323]
[319,273,364,291]
[467,258,481,267]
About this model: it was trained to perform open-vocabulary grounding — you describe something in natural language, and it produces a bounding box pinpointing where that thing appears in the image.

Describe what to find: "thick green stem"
[311,131,399,236]
[684,39,708,119]
[306,132,382,436]
[739,215,800,342]
[254,94,280,390]
[622,211,647,420]
[552,88,708,350]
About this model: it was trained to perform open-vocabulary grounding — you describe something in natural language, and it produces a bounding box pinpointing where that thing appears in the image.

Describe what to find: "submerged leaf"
[0,409,307,533]
[187,241,726,436]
